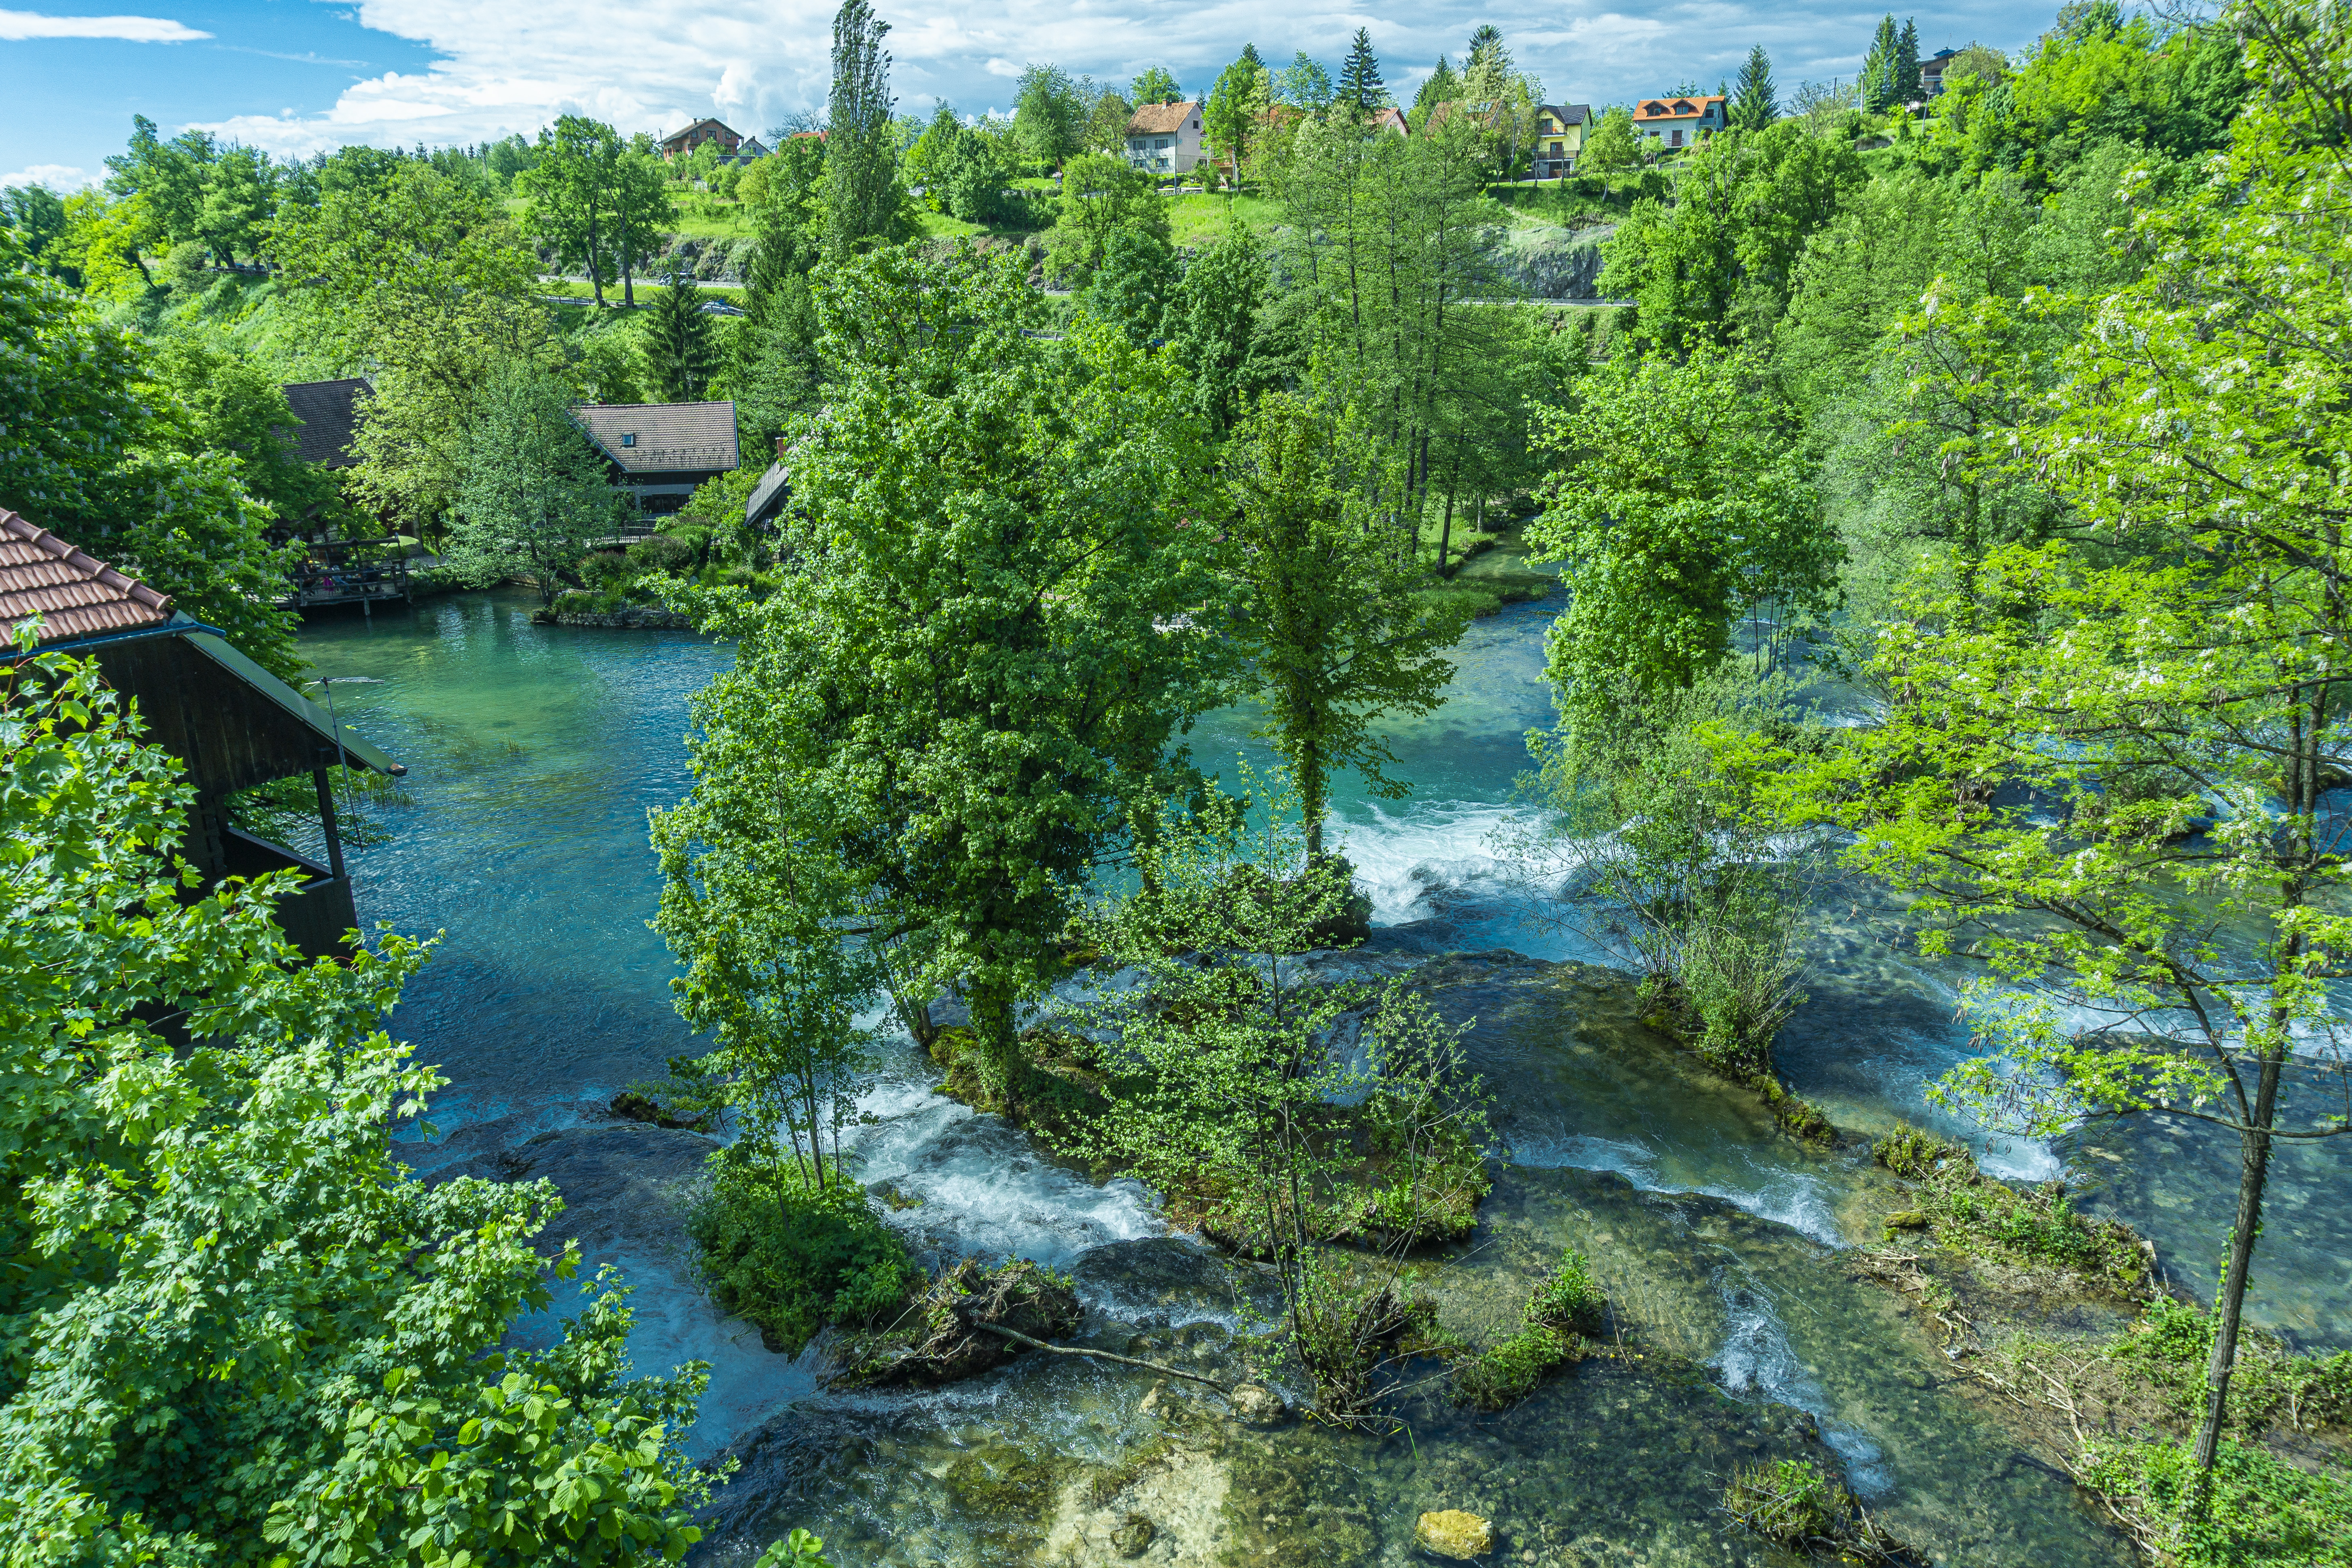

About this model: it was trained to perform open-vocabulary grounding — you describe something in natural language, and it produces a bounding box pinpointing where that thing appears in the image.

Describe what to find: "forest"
[2,0,2349,1562]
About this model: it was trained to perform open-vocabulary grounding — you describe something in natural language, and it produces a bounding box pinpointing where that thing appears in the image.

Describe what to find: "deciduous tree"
[446,361,615,606]
[824,0,900,257]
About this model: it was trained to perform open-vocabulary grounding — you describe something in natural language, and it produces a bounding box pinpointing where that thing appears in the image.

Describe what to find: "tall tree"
[824,0,898,258]
[1014,63,1087,169]
[1225,393,1473,859]
[1862,14,1901,112]
[646,269,721,402]
[609,133,677,308]
[1277,54,1334,113]
[1412,58,1460,128]
[1163,224,1267,433]
[1896,17,1923,102]
[661,246,1235,1105]
[1576,104,1641,189]
[522,115,621,306]
[1204,52,1274,185]
[1463,25,1512,101]
[446,361,614,607]
[1338,29,1388,115]
[1045,151,1170,278]
[1130,66,1184,106]
[1731,44,1779,129]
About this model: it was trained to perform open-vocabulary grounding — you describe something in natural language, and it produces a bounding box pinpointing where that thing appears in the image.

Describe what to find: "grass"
[1870,1123,2150,1295]
[1451,1248,1607,1411]
[2077,1441,2352,1566]
[1162,191,1285,247]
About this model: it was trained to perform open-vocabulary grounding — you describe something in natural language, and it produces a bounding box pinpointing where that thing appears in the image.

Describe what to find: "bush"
[1873,1124,2148,1293]
[1525,1250,1605,1336]
[1454,1324,1575,1410]
[686,1154,915,1356]
[1725,1458,1851,1548]
[2076,1439,2352,1568]
[2108,1296,2352,1436]
[580,549,635,588]
[1873,1123,1968,1182]
[627,532,695,573]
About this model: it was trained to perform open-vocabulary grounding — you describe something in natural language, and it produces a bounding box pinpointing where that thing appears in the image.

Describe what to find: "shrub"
[1872,1124,2148,1293]
[2076,1439,2352,1568]
[1454,1325,1575,1411]
[686,1154,914,1356]
[627,532,695,573]
[1525,1250,1605,1336]
[2108,1296,2352,1436]
[580,549,635,587]
[1725,1458,1850,1548]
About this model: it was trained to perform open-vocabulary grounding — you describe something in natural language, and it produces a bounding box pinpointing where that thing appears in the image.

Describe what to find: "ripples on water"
[295,592,2342,1563]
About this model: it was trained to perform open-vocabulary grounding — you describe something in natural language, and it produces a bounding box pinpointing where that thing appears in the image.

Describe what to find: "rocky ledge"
[531,605,695,630]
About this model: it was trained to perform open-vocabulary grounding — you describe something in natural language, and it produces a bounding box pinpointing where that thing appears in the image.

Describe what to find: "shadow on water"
[294,591,2338,1564]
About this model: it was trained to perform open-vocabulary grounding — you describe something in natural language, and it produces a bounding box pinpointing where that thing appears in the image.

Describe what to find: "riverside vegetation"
[4,0,2351,1562]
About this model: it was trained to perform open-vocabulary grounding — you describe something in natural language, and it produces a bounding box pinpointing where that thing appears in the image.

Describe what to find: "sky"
[2,0,2069,190]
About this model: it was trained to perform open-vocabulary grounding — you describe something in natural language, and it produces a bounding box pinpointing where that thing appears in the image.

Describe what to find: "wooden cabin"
[275,377,412,614]
[0,510,407,959]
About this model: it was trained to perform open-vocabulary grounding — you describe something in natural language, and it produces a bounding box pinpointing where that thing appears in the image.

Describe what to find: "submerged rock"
[423,1120,717,1259]
[1108,1512,1155,1557]
[1415,1508,1497,1559]
[1228,1381,1290,1427]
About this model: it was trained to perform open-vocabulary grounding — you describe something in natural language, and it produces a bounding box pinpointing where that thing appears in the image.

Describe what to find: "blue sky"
[4,0,2069,189]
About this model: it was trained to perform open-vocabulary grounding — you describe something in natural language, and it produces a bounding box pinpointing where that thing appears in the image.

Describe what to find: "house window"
[1548,140,1562,154]
[1670,129,1684,147]
[622,434,636,448]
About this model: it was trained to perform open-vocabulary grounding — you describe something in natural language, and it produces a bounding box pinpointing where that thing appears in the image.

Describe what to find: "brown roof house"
[660,118,745,160]
[1124,100,1206,175]
[0,509,407,960]
[1632,94,1727,150]
[571,402,740,522]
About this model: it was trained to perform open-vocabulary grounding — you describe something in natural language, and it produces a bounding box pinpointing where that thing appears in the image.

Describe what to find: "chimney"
[774,435,788,459]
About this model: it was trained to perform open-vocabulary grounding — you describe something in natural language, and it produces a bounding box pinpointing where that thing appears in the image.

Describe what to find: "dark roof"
[745,462,790,528]
[0,509,174,644]
[1127,101,1199,136]
[1539,104,1592,127]
[662,118,739,146]
[279,378,372,469]
[570,403,741,476]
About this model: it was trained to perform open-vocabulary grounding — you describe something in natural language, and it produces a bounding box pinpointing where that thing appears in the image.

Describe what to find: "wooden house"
[660,118,745,160]
[0,510,407,960]
[276,376,411,614]
[571,401,740,526]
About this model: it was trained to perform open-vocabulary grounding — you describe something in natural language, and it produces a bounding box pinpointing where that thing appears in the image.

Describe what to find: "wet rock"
[1416,1509,1497,1560]
[423,1121,718,1259]
[1228,1382,1290,1427]
[607,1089,710,1131]
[1110,1512,1155,1557]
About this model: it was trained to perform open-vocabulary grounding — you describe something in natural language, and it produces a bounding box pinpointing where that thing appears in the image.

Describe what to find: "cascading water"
[297,589,2341,1564]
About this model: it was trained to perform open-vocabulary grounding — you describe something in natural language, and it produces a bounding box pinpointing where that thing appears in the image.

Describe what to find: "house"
[0,509,408,961]
[1632,94,1727,151]
[275,377,410,614]
[1919,47,1962,95]
[1367,106,1410,137]
[1124,101,1206,174]
[660,118,745,161]
[570,401,740,524]
[1532,104,1593,178]
[745,436,791,531]
[730,136,772,164]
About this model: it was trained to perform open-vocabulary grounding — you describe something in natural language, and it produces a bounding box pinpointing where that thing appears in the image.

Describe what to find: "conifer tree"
[647,268,720,402]
[1862,14,1900,112]
[1895,18,1923,103]
[1412,57,1460,128]
[1731,44,1777,130]
[1339,29,1388,115]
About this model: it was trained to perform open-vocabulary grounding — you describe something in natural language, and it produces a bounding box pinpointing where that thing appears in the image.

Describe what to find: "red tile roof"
[0,509,173,645]
[1635,95,1726,123]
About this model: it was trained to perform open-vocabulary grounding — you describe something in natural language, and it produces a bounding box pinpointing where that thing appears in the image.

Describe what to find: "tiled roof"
[662,117,738,146]
[1635,95,1726,122]
[1127,101,1199,136]
[1539,104,1593,127]
[0,509,174,645]
[1367,106,1410,136]
[279,378,372,469]
[570,402,741,477]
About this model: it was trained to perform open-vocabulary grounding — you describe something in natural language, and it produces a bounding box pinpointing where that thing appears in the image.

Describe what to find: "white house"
[1124,101,1206,174]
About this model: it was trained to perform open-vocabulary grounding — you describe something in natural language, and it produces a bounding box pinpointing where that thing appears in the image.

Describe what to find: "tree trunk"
[968,974,1023,1109]
[1438,487,1456,575]
[2193,1046,2285,1472]
[1300,732,1325,862]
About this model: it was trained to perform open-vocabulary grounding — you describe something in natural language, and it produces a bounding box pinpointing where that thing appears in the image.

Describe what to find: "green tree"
[0,235,301,675]
[1527,347,1836,746]
[824,0,900,258]
[646,269,721,401]
[1731,45,1779,130]
[1,185,70,282]
[272,154,553,537]
[1083,89,1137,156]
[610,133,677,307]
[446,361,615,607]
[1896,17,1923,102]
[1015,63,1087,169]
[1081,227,1180,348]
[1863,14,1901,112]
[1577,104,1641,189]
[196,142,277,265]
[522,115,622,305]
[1277,54,1333,114]
[661,245,1233,1103]
[1131,66,1184,106]
[1412,57,1460,129]
[149,337,343,531]
[1205,52,1273,184]
[102,115,206,257]
[1778,4,2352,1491]
[1164,223,1267,434]
[0,641,725,1561]
[1045,151,1170,280]
[1225,393,1473,859]
[1338,29,1388,115]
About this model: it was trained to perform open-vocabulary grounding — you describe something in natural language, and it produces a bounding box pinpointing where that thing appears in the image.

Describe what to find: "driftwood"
[974,1321,1233,1394]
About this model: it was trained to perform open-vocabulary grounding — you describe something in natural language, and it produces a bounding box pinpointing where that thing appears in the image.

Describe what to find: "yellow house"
[1532,104,1593,178]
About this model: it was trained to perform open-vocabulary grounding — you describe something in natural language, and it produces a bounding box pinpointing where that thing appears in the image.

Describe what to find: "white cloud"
[2,163,96,189]
[0,7,207,41]
[192,0,2057,157]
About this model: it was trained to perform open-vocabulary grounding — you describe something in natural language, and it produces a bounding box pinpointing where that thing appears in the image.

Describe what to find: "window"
[622,434,636,448]
[1670,129,1684,147]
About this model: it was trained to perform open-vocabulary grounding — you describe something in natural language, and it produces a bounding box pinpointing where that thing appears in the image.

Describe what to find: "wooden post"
[313,765,347,881]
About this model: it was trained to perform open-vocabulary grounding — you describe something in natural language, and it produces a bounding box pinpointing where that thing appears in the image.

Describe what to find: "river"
[291,588,2347,1566]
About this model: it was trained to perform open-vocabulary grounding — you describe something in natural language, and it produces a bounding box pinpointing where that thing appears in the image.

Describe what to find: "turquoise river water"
[288,589,2348,1567]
